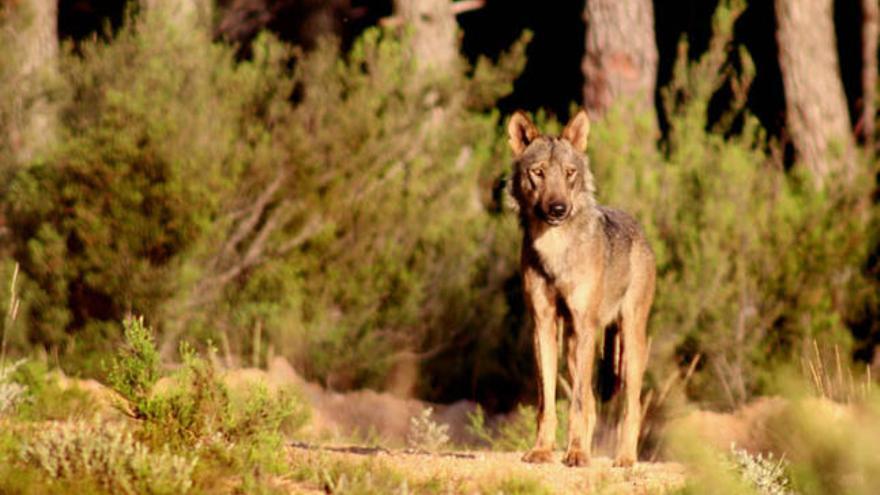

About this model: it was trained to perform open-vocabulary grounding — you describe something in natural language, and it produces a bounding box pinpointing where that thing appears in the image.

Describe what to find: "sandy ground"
[286,443,686,494]
[59,357,796,493]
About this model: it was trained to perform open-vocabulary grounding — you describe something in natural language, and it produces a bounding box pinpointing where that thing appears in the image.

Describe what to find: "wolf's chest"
[532,228,573,278]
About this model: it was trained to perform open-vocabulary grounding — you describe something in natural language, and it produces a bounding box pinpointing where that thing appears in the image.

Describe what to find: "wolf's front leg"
[562,315,597,467]
[522,269,558,464]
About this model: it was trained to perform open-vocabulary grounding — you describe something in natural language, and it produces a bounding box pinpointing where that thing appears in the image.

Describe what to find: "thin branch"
[211,170,288,271]
[450,0,485,15]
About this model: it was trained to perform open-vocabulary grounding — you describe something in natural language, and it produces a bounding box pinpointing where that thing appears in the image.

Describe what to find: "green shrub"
[728,444,792,495]
[106,316,308,452]
[1,7,530,399]
[406,406,450,452]
[20,420,197,495]
[9,360,95,421]
[482,477,553,495]
[290,453,446,495]
[0,359,26,416]
[466,401,569,451]
[107,316,161,418]
[586,1,877,408]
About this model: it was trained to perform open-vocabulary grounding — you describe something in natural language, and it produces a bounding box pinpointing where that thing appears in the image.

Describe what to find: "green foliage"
[20,421,197,495]
[0,0,876,424]
[466,401,569,451]
[587,0,877,407]
[9,360,95,420]
[728,444,793,495]
[672,381,880,495]
[1,6,529,398]
[106,317,308,450]
[290,454,446,495]
[0,358,26,416]
[102,315,310,492]
[1,437,107,495]
[482,477,553,495]
[107,316,161,417]
[406,406,450,452]
[768,395,880,495]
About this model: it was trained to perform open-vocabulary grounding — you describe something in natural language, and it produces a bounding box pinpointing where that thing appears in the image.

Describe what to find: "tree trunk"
[775,0,855,182]
[7,0,58,164]
[393,0,458,79]
[142,0,212,30]
[861,0,878,150]
[582,0,658,124]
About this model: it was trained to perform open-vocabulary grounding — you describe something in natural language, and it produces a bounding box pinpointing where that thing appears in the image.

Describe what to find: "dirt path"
[287,443,686,494]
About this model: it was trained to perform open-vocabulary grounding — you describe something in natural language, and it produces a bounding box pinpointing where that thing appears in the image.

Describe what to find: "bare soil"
[287,443,687,494]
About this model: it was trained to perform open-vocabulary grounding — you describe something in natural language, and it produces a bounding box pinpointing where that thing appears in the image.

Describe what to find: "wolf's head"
[507,110,595,227]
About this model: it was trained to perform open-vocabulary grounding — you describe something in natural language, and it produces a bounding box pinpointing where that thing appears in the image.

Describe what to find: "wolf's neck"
[527,207,600,275]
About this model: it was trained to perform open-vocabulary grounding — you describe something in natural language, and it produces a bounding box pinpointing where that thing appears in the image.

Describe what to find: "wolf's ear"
[507,111,539,156]
[562,109,590,152]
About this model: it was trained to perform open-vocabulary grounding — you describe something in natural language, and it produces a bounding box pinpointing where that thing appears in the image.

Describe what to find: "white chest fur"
[532,226,571,279]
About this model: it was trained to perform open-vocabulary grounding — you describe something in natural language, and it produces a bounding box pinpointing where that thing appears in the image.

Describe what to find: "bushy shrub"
[728,444,792,495]
[9,359,95,421]
[21,420,197,495]
[465,401,569,451]
[3,11,250,371]
[0,359,26,416]
[406,406,450,452]
[107,317,308,450]
[107,316,161,417]
[1,6,530,400]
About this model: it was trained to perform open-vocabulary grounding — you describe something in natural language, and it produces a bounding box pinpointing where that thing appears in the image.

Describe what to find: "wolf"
[507,109,655,468]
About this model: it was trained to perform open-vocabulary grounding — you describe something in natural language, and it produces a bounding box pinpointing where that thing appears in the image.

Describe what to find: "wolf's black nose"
[548,203,567,219]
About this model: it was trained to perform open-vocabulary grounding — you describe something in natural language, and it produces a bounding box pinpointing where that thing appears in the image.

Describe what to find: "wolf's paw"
[562,448,590,467]
[522,448,554,464]
[613,454,636,468]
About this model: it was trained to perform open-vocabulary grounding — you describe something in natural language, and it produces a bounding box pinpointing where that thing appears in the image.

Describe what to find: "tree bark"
[582,0,658,124]
[7,0,58,163]
[861,0,878,150]
[775,0,855,182]
[142,0,212,30]
[393,0,459,79]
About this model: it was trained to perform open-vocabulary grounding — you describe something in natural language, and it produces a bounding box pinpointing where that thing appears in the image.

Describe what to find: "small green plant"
[9,360,95,421]
[0,358,25,416]
[466,401,569,452]
[481,477,552,495]
[20,420,197,495]
[107,316,161,418]
[224,382,309,440]
[291,453,446,495]
[107,316,309,454]
[406,406,450,452]
[728,444,793,495]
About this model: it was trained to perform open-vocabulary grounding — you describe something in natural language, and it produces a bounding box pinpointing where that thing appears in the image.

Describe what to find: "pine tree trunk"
[8,0,58,163]
[861,0,878,150]
[775,0,855,182]
[582,0,658,124]
[142,0,212,30]
[393,0,458,79]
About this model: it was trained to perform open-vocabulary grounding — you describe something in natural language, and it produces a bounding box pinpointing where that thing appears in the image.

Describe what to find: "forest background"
[1,0,879,424]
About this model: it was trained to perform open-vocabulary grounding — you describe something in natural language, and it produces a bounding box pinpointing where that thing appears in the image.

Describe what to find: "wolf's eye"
[530,168,544,179]
[565,169,576,179]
